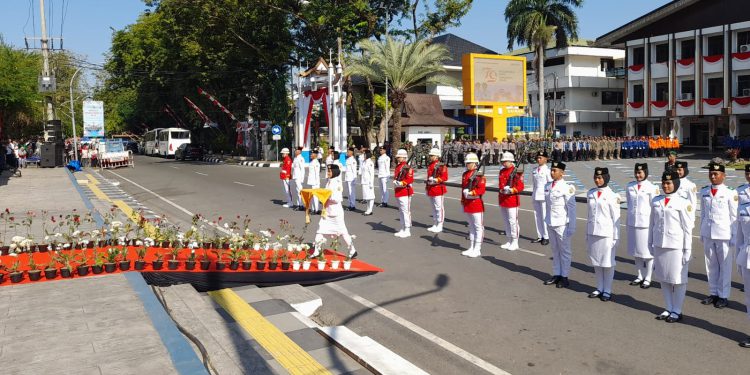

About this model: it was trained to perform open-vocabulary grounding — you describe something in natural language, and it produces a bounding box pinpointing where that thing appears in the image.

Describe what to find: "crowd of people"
[277,142,750,348]
[1,138,40,172]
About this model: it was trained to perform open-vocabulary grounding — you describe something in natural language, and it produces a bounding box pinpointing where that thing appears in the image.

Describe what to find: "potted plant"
[292,251,302,271]
[241,250,252,270]
[343,254,353,270]
[57,252,74,278]
[28,255,42,281]
[268,251,278,270]
[44,258,58,279]
[256,250,267,270]
[76,252,90,277]
[316,251,326,271]
[228,249,241,270]
[185,249,197,270]
[280,251,291,270]
[118,247,131,271]
[104,248,118,273]
[152,251,165,270]
[302,251,312,271]
[168,246,181,270]
[8,260,23,283]
[92,253,105,274]
[135,246,147,270]
[214,248,227,270]
[330,255,340,270]
[199,248,211,270]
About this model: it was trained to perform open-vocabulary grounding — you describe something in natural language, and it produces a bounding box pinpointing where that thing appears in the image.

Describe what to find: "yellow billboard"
[462,54,526,107]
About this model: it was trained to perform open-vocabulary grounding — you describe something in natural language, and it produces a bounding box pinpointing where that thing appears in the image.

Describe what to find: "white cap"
[280,147,290,154]
[465,153,479,164]
[428,148,441,157]
[396,149,408,158]
[500,152,515,162]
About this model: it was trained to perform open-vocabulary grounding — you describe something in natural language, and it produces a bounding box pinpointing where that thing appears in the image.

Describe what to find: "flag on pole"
[183,97,213,125]
[163,104,187,128]
[198,87,237,122]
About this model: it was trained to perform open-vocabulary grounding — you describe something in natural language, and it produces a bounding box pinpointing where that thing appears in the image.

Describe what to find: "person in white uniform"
[312,164,357,259]
[531,151,552,245]
[543,161,576,289]
[699,162,738,309]
[737,164,750,205]
[650,171,694,323]
[291,147,306,210]
[585,167,620,302]
[377,147,391,207]
[360,150,376,215]
[675,161,697,222]
[626,163,659,289]
[734,190,750,347]
[306,149,321,214]
[344,147,358,211]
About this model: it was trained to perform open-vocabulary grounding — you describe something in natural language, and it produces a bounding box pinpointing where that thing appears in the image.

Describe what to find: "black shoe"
[382,203,389,208]
[349,250,358,259]
[655,311,670,320]
[540,239,549,245]
[714,298,728,309]
[629,278,643,286]
[599,293,612,302]
[588,290,602,299]
[348,206,356,212]
[739,338,750,348]
[665,313,683,323]
[556,277,569,288]
[531,238,543,243]
[499,230,506,235]
[701,295,718,305]
[543,275,561,285]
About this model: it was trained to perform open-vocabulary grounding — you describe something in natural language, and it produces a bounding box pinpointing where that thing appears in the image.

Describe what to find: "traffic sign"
[271,125,282,135]
[272,134,281,140]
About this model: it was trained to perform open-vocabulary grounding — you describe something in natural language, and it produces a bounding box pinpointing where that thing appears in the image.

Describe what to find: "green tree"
[505,0,582,136]
[0,39,41,140]
[346,37,455,158]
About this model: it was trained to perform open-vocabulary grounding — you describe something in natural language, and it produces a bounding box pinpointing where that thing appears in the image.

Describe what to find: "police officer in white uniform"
[344,147,358,211]
[531,151,552,245]
[291,147,306,210]
[699,162,738,309]
[675,161,697,222]
[360,150,376,215]
[734,193,750,347]
[651,171,694,323]
[543,161,576,289]
[626,163,659,288]
[586,167,621,301]
[737,164,750,205]
[307,149,321,214]
[377,147,391,207]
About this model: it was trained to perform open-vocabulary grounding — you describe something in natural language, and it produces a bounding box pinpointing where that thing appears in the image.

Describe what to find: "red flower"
[218,216,223,222]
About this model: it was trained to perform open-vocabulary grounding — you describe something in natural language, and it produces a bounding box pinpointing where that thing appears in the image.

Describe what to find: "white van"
[156,128,191,157]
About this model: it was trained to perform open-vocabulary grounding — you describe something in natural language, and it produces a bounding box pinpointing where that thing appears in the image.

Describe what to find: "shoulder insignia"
[735,195,739,202]
[616,197,621,204]
[655,188,659,194]
[569,187,575,194]
[687,204,692,213]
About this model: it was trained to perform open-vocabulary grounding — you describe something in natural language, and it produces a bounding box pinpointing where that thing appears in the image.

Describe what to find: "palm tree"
[505,0,582,137]
[346,37,456,158]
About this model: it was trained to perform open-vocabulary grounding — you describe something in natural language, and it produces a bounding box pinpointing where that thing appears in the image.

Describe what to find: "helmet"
[280,148,290,154]
[396,149,408,158]
[465,153,479,164]
[500,152,515,162]
[428,148,441,157]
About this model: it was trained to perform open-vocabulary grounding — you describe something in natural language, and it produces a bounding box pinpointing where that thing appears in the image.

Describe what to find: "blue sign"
[271,125,282,135]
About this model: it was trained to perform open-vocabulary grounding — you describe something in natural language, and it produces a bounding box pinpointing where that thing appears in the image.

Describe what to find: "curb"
[237,161,281,168]
[201,157,224,164]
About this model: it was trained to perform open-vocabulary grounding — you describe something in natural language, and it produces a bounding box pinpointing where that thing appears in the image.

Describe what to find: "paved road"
[102,155,749,375]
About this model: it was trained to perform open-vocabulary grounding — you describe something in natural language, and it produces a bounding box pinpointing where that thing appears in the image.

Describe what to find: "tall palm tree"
[505,0,582,137]
[347,37,456,158]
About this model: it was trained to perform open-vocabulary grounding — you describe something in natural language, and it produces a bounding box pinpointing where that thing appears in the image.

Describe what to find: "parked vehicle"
[156,128,191,157]
[175,143,204,161]
[143,128,164,155]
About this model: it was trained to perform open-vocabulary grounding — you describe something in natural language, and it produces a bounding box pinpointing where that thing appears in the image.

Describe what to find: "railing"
[605,67,626,78]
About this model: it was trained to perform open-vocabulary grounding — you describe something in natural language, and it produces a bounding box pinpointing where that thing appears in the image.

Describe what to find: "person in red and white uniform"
[498,152,524,251]
[279,148,292,208]
[291,147,306,211]
[425,148,448,233]
[544,161,576,288]
[585,167,621,302]
[393,149,414,238]
[531,151,552,245]
[460,153,486,258]
[626,163,660,289]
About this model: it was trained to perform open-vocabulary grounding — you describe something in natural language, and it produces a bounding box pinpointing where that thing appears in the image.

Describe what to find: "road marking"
[326,283,511,375]
[195,171,208,176]
[171,166,179,169]
[233,181,255,187]
[518,248,546,257]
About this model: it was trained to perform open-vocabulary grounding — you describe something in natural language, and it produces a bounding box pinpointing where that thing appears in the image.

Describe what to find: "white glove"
[682,249,691,265]
[393,180,401,187]
[462,189,471,198]
[502,186,511,194]
[428,176,435,183]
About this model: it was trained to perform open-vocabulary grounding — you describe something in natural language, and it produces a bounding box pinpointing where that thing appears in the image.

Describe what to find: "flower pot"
[0,273,4,283]
[10,272,23,283]
[87,242,95,249]
[253,243,260,251]
[77,265,89,277]
[302,261,312,270]
[167,260,180,270]
[92,265,104,274]
[229,261,239,270]
[292,261,301,271]
[331,260,340,270]
[343,260,352,270]
[255,261,266,270]
[268,262,278,270]
[185,260,196,270]
[200,260,211,270]
[202,242,212,250]
[134,260,146,270]
[215,262,227,271]
[241,261,252,270]
[28,269,42,281]
[119,261,131,271]
[317,260,326,271]
[152,260,164,270]
[44,268,58,279]
[281,261,291,271]
[61,268,73,278]
[104,263,117,273]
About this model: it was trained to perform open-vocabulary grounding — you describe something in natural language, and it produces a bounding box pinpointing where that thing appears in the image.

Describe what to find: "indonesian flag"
[198,87,237,122]
[183,97,212,125]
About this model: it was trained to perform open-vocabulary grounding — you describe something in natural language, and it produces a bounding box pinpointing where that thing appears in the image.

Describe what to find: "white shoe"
[426,225,436,232]
[394,230,404,237]
[461,245,475,256]
[506,239,519,251]
[466,249,481,258]
[432,224,443,233]
[500,242,511,249]
[396,229,411,238]
[282,203,290,208]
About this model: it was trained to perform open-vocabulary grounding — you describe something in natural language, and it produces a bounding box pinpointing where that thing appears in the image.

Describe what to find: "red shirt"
[279,156,292,180]
[462,169,486,213]
[426,161,448,197]
[498,166,524,208]
[394,162,414,197]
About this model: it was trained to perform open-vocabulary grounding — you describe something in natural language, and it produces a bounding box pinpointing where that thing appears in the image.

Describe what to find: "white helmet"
[396,149,408,158]
[280,147,290,154]
[500,152,515,162]
[464,153,479,164]
[428,148,441,157]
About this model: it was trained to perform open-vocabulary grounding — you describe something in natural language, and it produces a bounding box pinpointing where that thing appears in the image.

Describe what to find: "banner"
[82,100,105,138]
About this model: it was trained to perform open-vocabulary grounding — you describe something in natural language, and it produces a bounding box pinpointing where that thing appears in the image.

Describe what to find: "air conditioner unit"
[681,93,693,100]
[743,88,750,97]
[741,44,750,53]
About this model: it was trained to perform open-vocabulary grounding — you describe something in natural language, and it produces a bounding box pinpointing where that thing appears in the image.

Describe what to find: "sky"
[0,0,673,66]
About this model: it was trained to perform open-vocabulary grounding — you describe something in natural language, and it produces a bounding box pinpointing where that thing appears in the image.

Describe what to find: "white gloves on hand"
[428,176,435,184]
[393,180,401,187]
[462,189,471,199]
[682,249,691,265]
[502,186,512,194]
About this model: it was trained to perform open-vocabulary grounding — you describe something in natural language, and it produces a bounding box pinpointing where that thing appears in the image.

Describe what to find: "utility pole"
[39,0,55,122]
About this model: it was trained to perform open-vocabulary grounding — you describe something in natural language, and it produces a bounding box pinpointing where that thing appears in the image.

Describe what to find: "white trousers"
[397,196,412,230]
[594,266,615,294]
[466,212,484,245]
[500,206,520,240]
[549,225,572,277]
[704,239,733,298]
[430,195,445,226]
[634,257,654,282]
[742,268,750,320]
[661,283,688,315]
[379,177,390,204]
[281,179,292,204]
[346,180,357,208]
[309,184,320,211]
[532,200,548,239]
[293,179,303,206]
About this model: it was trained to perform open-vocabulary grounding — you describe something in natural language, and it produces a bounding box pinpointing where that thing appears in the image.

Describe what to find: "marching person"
[585,167,621,301]
[393,149,414,238]
[306,149,321,214]
[498,152,524,251]
[650,171,694,323]
[377,147,391,207]
[291,147,306,211]
[426,148,448,233]
[626,163,660,288]
[544,161,576,288]
[461,153,486,258]
[344,147,358,211]
[675,161,697,222]
[279,148,293,208]
[531,151,552,245]
[360,150,376,216]
[312,164,357,259]
[735,192,750,347]
[699,162,738,309]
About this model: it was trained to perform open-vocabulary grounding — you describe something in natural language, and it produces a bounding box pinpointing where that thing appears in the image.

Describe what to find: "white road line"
[171,166,179,169]
[233,181,255,187]
[518,248,546,257]
[325,283,511,375]
[195,172,208,176]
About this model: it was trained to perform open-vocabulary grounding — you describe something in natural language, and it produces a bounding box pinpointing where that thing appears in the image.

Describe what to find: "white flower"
[14,248,21,254]
[11,236,25,243]
[72,230,81,237]
[350,235,357,240]
[91,230,100,236]
[44,235,50,241]
[260,230,272,238]
[81,240,89,245]
[63,243,70,249]
[177,233,185,240]
[111,221,123,228]
[135,240,143,246]
[223,223,229,229]
[55,233,63,238]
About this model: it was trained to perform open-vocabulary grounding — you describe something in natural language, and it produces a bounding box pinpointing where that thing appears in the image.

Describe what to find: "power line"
[60,0,69,40]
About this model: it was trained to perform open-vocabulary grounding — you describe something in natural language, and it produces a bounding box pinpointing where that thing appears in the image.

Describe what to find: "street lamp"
[69,66,82,161]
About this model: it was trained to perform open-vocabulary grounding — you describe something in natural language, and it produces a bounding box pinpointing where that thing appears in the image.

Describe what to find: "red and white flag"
[198,87,237,122]
[183,97,212,125]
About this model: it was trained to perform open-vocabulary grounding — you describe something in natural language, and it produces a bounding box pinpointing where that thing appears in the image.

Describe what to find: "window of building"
[738,75,750,96]
[681,80,695,95]
[632,84,644,102]
[543,57,565,67]
[706,77,723,98]
[601,91,624,105]
[655,82,669,102]
[600,58,615,71]
[737,31,750,50]
[680,39,695,59]
[655,43,669,63]
[707,35,724,56]
[632,47,645,65]
[544,91,565,100]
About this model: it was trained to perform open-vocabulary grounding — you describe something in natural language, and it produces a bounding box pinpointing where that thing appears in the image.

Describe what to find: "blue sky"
[0,0,672,65]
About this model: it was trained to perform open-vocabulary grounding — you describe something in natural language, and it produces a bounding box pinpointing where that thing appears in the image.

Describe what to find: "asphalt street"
[103,154,750,375]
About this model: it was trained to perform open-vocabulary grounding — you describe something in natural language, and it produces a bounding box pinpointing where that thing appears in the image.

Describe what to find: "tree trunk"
[411,0,420,40]
[389,95,404,164]
[537,44,545,138]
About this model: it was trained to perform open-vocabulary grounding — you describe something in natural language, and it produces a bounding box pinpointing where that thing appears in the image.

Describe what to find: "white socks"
[366,200,374,214]
[635,258,654,282]
[662,283,674,312]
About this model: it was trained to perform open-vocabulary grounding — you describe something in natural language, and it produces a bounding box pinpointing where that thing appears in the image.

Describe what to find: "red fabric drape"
[703,55,723,63]
[677,100,695,107]
[732,52,750,61]
[628,64,644,72]
[303,88,330,146]
[628,102,644,109]
[676,58,694,66]
[733,97,750,106]
[650,101,668,108]
[703,98,723,106]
